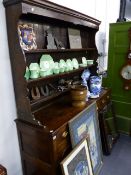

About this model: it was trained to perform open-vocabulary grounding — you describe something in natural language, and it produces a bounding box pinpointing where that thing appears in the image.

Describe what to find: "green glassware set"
[24,55,93,80]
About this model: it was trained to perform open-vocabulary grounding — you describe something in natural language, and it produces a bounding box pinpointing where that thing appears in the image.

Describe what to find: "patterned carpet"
[99,134,131,175]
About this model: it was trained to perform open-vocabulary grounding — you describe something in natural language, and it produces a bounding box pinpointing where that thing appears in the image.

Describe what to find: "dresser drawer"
[97,90,111,111]
[53,124,71,161]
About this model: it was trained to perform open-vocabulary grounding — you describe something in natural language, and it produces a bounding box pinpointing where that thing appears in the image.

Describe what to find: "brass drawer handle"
[62,131,68,138]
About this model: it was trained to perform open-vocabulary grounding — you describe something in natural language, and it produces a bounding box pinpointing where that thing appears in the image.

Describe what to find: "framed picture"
[61,139,93,175]
[68,102,103,175]
[68,28,82,49]
[18,24,37,51]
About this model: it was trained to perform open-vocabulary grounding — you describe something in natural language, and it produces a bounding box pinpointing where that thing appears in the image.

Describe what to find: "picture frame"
[18,24,37,51]
[68,102,103,175]
[68,28,82,49]
[61,139,93,175]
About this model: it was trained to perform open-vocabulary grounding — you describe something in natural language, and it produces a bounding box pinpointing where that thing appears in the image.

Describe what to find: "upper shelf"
[24,48,97,54]
[27,66,95,87]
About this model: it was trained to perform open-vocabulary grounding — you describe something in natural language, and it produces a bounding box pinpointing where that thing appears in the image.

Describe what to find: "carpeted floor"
[99,134,131,175]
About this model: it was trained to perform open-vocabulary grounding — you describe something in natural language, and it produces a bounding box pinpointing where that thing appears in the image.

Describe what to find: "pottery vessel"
[89,76,102,96]
[70,85,87,107]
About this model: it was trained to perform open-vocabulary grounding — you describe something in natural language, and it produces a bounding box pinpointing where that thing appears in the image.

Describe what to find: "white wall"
[0,0,120,175]
[49,0,120,72]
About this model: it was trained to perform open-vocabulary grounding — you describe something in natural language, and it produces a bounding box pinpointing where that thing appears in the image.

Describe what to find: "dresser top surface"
[34,88,110,132]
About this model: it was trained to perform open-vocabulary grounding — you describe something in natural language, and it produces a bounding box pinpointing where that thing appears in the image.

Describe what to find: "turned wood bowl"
[70,85,87,107]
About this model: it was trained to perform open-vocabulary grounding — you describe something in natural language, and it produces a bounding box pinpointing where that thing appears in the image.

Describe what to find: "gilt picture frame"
[61,139,93,175]
[68,102,103,175]
[18,24,37,51]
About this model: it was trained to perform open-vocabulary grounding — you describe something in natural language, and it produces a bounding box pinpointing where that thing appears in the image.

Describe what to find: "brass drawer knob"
[107,96,110,99]
[62,131,68,138]
[102,99,105,104]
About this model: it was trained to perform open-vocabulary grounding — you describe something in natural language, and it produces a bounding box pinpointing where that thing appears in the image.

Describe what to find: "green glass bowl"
[30,70,40,79]
[53,68,60,74]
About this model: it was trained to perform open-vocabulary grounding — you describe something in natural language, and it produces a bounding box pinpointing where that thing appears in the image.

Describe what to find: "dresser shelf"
[27,66,95,87]
[24,48,97,54]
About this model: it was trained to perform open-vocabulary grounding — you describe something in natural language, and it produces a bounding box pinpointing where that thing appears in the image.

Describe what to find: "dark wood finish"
[25,48,97,54]
[3,0,100,27]
[16,89,109,175]
[96,88,111,112]
[15,89,118,175]
[0,165,7,175]
[27,66,95,88]
[3,0,103,175]
[3,0,100,124]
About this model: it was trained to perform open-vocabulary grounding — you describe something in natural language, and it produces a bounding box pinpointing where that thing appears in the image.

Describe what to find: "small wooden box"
[0,165,7,175]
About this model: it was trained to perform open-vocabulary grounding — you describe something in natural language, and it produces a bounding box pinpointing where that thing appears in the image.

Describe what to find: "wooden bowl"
[71,100,86,108]
[70,85,87,107]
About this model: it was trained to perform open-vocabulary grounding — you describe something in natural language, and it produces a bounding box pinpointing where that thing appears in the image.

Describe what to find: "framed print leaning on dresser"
[61,139,93,175]
[68,102,103,175]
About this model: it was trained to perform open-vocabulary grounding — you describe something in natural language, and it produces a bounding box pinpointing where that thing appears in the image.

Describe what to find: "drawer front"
[97,91,111,111]
[53,124,71,162]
